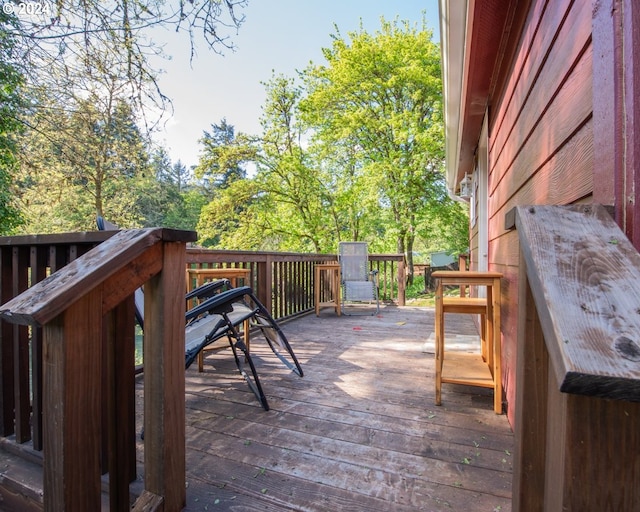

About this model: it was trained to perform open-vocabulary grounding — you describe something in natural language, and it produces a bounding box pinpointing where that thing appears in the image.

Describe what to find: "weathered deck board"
[134,305,513,511]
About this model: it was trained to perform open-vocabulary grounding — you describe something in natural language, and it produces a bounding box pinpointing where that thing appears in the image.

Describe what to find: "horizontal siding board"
[490,6,592,198]
[491,229,520,269]
[489,46,593,224]
[490,118,594,235]
[489,0,550,155]
[490,0,586,177]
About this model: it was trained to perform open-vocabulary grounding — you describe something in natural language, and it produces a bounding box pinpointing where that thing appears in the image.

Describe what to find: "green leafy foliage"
[5,10,468,268]
[299,17,465,268]
[192,20,468,263]
[5,0,246,233]
[16,93,153,231]
[0,11,25,233]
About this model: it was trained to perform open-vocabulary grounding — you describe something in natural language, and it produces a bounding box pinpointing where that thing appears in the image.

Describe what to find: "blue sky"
[152,0,440,168]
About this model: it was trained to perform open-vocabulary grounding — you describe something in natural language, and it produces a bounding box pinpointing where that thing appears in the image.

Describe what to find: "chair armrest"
[185,279,231,301]
[186,286,252,321]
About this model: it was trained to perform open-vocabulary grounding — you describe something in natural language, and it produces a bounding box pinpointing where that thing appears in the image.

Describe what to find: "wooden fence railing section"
[0,228,196,511]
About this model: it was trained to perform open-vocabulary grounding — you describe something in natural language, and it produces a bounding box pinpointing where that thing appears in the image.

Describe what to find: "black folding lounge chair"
[184,282,304,411]
[97,216,303,411]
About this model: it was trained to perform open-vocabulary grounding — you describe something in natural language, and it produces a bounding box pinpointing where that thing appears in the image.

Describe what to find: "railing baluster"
[30,246,47,451]
[0,246,14,437]
[12,247,30,444]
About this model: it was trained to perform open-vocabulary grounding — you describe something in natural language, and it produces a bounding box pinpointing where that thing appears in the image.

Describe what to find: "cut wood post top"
[515,204,640,401]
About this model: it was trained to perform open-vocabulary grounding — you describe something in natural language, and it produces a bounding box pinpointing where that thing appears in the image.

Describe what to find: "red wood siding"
[593,0,640,245]
[486,0,594,424]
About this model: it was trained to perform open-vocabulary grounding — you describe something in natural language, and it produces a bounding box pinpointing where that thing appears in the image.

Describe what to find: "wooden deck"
[134,305,514,511]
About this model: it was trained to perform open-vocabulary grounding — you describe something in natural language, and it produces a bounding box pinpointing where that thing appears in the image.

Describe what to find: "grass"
[405,275,437,306]
[135,326,143,366]
[404,274,461,307]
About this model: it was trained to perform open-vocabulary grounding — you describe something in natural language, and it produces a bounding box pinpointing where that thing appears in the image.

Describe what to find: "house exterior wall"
[487,0,594,424]
[440,0,640,427]
[593,0,640,243]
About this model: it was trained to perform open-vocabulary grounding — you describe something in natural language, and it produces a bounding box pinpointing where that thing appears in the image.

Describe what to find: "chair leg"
[254,311,304,377]
[246,292,304,377]
[226,322,270,411]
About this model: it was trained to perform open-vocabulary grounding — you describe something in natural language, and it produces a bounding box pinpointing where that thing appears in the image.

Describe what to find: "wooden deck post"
[513,204,640,510]
[511,254,548,511]
[142,240,187,511]
[397,258,406,306]
[43,287,103,512]
[256,255,273,313]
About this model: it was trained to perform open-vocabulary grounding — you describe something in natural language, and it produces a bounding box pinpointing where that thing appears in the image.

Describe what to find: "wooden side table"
[314,263,341,316]
[432,270,503,414]
[186,267,252,372]
[186,267,252,294]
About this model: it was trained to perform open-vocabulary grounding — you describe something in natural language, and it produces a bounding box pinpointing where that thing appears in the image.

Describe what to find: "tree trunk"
[406,234,415,286]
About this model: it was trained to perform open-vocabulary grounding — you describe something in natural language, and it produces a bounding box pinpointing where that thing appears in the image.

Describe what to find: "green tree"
[196,178,260,248]
[16,92,151,232]
[136,148,182,228]
[5,1,246,232]
[252,75,333,252]
[0,10,24,233]
[193,118,259,246]
[196,79,336,252]
[195,119,255,193]
[144,151,206,231]
[301,18,466,276]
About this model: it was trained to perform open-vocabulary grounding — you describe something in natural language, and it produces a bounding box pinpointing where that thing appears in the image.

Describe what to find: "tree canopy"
[300,18,463,269]
[194,17,468,268]
[0,10,25,233]
[0,0,246,234]
[4,10,468,273]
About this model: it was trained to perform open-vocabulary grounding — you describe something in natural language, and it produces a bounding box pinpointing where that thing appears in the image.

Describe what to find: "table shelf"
[433,270,503,414]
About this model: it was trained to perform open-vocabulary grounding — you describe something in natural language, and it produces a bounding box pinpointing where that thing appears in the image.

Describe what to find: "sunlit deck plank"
[136,305,514,511]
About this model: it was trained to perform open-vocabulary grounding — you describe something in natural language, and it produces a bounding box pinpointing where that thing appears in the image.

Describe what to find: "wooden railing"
[0,230,406,510]
[0,228,196,511]
[185,249,406,318]
[511,204,640,510]
[0,231,115,452]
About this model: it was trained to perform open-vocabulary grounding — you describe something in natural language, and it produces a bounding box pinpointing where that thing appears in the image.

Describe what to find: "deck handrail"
[511,204,640,510]
[185,249,406,317]
[0,228,196,511]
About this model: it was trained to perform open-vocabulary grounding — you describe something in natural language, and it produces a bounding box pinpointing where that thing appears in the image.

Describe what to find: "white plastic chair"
[338,242,379,315]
